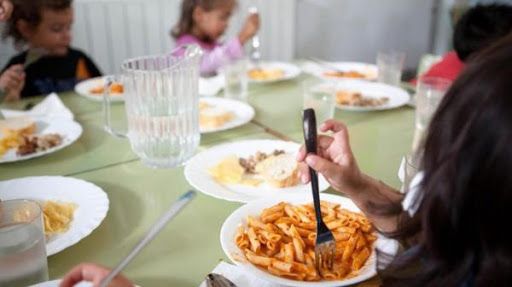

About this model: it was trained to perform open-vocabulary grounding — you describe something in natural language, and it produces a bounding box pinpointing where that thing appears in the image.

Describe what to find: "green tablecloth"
[1,75,414,287]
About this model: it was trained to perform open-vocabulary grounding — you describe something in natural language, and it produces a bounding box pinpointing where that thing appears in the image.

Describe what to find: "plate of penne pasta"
[220,193,398,286]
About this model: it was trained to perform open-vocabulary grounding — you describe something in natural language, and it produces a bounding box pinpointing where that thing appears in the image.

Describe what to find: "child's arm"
[0,64,25,102]
[199,13,260,75]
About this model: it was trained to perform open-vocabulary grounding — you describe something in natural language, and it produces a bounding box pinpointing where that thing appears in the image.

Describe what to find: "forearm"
[348,174,404,233]
[200,38,244,75]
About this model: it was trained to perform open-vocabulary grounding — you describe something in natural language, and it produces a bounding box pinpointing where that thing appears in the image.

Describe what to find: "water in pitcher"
[126,102,200,169]
[0,223,48,287]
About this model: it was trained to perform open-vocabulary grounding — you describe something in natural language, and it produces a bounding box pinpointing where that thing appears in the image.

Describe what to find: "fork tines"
[315,222,336,273]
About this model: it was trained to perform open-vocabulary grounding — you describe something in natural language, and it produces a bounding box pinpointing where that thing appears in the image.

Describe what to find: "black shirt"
[2,47,102,98]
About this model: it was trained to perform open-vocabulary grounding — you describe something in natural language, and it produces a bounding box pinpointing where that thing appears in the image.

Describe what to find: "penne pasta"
[234,201,376,282]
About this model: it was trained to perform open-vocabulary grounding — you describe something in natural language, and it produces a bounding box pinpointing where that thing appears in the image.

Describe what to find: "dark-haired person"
[415,4,512,83]
[298,34,512,286]
[0,0,101,101]
[172,0,260,75]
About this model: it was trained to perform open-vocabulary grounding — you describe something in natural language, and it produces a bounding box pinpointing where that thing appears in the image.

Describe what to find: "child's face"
[195,3,235,41]
[24,7,74,56]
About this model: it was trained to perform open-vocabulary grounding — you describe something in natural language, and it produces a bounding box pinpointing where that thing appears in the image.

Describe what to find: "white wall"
[0,0,296,74]
[295,0,436,69]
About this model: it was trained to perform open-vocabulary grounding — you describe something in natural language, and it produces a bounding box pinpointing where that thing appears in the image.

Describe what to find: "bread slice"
[255,153,300,188]
[0,116,36,138]
[199,105,234,128]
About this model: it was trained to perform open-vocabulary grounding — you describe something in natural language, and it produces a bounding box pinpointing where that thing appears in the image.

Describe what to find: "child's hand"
[0,0,13,22]
[59,263,134,287]
[0,64,25,102]
[238,13,260,45]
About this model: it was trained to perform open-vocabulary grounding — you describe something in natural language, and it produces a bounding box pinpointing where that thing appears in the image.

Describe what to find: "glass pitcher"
[103,45,202,168]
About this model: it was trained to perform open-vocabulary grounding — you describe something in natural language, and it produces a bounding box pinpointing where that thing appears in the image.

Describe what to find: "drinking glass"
[303,81,336,126]
[222,59,248,101]
[0,200,48,287]
[377,51,406,86]
[412,77,452,152]
[103,45,202,168]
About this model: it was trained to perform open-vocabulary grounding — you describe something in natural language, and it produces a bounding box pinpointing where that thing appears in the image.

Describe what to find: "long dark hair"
[170,0,235,39]
[2,0,72,47]
[380,34,512,286]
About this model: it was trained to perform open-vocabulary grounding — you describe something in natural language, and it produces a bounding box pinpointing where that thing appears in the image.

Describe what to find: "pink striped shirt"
[176,34,244,75]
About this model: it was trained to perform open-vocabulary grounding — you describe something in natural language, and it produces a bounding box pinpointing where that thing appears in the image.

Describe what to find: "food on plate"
[209,150,299,188]
[42,200,77,236]
[323,70,367,79]
[0,116,36,138]
[89,82,124,94]
[248,68,285,81]
[0,116,37,156]
[199,101,234,128]
[234,201,376,281]
[16,133,63,156]
[336,90,389,107]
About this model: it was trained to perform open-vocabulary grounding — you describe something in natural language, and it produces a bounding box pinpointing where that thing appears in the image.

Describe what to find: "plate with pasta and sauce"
[0,176,109,256]
[220,193,398,287]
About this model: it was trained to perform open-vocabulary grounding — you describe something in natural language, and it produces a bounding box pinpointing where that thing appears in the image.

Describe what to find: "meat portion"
[16,134,63,156]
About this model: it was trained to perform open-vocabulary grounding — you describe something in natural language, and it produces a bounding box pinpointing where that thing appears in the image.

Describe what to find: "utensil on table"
[309,57,345,74]
[98,190,197,287]
[302,108,336,273]
[205,273,238,287]
[248,7,261,69]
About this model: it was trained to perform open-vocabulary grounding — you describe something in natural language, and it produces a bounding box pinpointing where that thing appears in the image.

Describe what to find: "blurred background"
[0,0,509,75]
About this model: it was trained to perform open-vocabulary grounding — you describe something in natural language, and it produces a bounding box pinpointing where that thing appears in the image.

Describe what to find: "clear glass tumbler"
[222,59,248,101]
[412,77,452,152]
[0,199,48,287]
[303,81,336,126]
[377,51,406,87]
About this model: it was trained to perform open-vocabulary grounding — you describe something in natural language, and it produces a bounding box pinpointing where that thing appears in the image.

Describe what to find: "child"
[0,0,101,101]
[415,4,512,83]
[171,0,260,76]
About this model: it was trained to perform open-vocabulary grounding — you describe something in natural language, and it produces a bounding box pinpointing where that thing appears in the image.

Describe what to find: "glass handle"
[103,75,127,138]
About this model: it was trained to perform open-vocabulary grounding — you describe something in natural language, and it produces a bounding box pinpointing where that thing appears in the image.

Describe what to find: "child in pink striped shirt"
[171,0,260,76]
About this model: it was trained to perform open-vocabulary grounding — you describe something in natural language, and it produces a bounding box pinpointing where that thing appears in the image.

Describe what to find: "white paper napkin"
[198,261,281,287]
[199,74,225,97]
[1,93,74,120]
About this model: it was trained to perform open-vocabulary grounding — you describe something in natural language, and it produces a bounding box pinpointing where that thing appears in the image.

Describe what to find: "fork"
[302,108,336,273]
[248,7,261,69]
[308,57,344,74]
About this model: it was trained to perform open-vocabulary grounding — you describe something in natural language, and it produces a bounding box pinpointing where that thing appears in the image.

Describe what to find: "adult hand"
[297,119,365,197]
[0,64,25,102]
[0,0,13,22]
[59,263,134,287]
[238,12,260,45]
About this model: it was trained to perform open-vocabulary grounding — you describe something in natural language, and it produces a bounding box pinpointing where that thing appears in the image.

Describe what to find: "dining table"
[0,71,415,287]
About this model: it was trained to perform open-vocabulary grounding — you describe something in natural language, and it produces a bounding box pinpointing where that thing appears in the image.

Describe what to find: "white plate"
[184,140,330,203]
[248,62,301,84]
[75,76,124,102]
[199,97,255,134]
[304,62,378,81]
[333,81,410,112]
[220,193,399,287]
[0,118,83,163]
[0,176,109,256]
